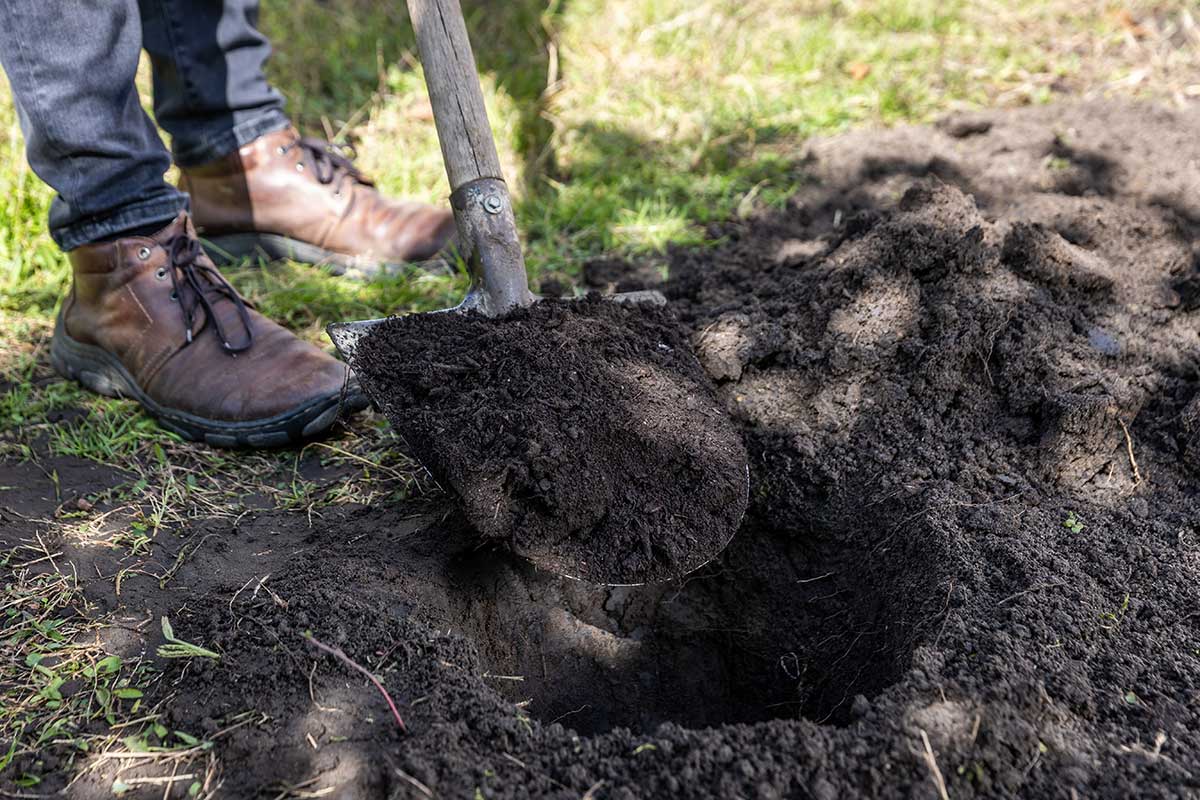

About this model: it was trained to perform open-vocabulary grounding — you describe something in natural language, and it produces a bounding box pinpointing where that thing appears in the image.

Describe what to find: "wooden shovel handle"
[407,0,504,190]
[407,0,533,316]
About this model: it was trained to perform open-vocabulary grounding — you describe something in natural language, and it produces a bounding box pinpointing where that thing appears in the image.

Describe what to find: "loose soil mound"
[6,100,1200,798]
[351,298,749,584]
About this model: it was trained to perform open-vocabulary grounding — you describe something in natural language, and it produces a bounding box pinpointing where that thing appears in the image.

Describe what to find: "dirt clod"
[352,297,749,584]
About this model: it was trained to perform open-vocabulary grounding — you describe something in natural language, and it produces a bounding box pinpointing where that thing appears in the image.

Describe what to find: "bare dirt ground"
[4,99,1200,798]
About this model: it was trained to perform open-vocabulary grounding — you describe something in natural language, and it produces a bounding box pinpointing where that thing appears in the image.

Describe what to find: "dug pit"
[448,504,950,734]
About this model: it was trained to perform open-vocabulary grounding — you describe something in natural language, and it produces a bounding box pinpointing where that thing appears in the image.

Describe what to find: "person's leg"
[0,0,187,249]
[138,0,290,168]
[0,0,367,446]
[140,0,456,275]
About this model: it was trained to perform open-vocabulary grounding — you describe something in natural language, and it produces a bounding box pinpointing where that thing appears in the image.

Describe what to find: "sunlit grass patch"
[50,399,178,465]
[0,115,63,316]
[0,542,156,789]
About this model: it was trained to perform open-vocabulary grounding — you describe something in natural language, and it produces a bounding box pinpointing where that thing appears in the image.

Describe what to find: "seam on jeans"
[1,0,86,203]
[149,0,289,166]
[157,0,202,111]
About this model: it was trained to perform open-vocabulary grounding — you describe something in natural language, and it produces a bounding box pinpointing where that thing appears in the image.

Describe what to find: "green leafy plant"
[156,617,220,660]
[1063,511,1084,534]
[1099,593,1130,631]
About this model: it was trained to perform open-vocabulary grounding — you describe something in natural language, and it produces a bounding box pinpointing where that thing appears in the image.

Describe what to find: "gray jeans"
[0,0,290,250]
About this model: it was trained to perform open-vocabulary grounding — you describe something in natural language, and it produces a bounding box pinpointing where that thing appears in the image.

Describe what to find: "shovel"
[328,0,747,584]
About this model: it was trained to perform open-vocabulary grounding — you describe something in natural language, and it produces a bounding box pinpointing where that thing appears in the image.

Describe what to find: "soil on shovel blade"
[5,100,1200,798]
[350,297,750,584]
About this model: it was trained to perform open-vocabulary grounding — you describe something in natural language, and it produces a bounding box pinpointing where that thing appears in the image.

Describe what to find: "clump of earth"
[351,297,748,585]
[8,100,1200,798]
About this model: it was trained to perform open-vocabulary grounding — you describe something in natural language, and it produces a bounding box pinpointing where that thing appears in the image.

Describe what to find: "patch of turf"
[0,542,158,785]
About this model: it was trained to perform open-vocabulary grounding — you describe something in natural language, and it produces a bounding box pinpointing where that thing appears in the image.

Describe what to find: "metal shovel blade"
[328,317,387,364]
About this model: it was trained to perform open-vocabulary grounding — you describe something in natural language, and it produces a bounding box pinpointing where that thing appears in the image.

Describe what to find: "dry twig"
[1118,419,1143,486]
[919,729,950,800]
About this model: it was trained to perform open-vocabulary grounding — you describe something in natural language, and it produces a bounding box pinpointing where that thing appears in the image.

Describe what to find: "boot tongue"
[153,216,255,354]
[148,212,193,245]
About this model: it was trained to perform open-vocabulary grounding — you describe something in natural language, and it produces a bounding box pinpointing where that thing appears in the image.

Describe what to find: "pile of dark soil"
[8,100,1200,798]
[351,297,749,584]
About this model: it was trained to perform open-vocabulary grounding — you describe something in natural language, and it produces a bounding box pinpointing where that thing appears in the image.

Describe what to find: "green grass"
[256,0,1198,274]
[0,3,1196,784]
[0,546,160,786]
[1,0,1192,321]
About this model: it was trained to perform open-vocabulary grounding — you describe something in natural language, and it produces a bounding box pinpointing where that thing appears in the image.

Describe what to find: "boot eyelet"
[155,267,168,280]
[277,145,288,155]
[295,162,305,172]
[137,246,152,260]
[169,290,178,302]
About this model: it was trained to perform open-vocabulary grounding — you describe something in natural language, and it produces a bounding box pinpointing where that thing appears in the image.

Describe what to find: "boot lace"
[284,137,375,193]
[166,236,254,354]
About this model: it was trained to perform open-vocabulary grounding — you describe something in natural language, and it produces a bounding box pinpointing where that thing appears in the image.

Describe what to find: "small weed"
[1099,593,1131,632]
[112,520,154,556]
[156,617,221,660]
[1063,511,1084,534]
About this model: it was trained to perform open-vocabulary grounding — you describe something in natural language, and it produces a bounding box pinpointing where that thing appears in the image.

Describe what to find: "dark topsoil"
[7,100,1200,798]
[350,298,749,585]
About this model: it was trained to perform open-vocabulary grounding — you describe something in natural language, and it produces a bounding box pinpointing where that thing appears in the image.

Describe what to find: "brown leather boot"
[50,213,368,448]
[180,128,457,277]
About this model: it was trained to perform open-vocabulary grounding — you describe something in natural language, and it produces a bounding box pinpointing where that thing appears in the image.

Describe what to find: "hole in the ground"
[450,507,946,735]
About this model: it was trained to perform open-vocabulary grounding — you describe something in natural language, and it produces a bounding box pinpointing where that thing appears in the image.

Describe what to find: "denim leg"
[139,0,291,167]
[0,0,188,250]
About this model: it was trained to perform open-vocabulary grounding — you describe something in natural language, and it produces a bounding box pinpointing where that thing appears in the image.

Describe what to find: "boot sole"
[50,312,369,449]
[201,232,452,279]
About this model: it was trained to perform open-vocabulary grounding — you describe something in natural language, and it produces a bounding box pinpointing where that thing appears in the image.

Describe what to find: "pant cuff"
[54,192,190,251]
[170,109,293,167]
